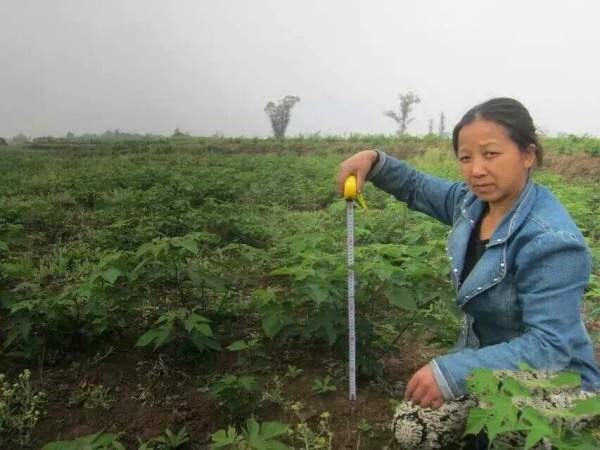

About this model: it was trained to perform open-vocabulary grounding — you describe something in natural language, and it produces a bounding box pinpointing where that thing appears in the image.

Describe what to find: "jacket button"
[477,286,482,290]
[500,263,505,267]
[453,268,458,273]
[493,277,499,282]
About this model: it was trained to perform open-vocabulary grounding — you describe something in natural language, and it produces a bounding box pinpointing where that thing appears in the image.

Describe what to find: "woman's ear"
[524,144,536,169]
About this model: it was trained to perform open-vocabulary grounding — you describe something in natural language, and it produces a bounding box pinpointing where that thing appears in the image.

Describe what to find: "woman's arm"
[431,230,591,399]
[368,151,468,226]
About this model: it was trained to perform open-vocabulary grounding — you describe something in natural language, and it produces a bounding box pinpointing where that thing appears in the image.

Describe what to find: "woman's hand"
[336,150,379,195]
[404,364,444,409]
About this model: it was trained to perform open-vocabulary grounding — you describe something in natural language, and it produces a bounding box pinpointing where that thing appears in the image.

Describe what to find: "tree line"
[0,92,446,144]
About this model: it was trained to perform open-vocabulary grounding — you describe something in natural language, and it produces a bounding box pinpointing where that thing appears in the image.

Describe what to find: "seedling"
[285,365,304,379]
[312,376,337,395]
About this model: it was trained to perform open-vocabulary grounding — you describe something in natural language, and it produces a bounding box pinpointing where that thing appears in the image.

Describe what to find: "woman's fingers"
[336,158,361,194]
[431,398,444,409]
[410,383,427,406]
[404,373,418,401]
[419,390,444,409]
[336,150,378,195]
[336,165,353,195]
[407,380,443,409]
[404,365,445,409]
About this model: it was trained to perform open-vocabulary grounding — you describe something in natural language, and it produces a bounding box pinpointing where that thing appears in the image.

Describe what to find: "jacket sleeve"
[431,230,592,399]
[368,151,468,226]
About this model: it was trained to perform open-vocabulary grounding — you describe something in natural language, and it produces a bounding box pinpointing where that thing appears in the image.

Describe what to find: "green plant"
[355,418,374,449]
[0,369,45,447]
[227,338,266,367]
[138,426,189,450]
[465,367,600,449]
[285,365,303,379]
[312,376,337,395]
[288,409,333,450]
[136,307,221,354]
[210,375,262,422]
[260,375,290,411]
[68,381,114,410]
[357,418,371,433]
[42,431,125,450]
[3,250,134,360]
[212,417,290,449]
[266,236,347,347]
[133,232,222,308]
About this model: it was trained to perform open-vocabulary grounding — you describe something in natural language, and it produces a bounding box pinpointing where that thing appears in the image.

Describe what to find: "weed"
[261,375,287,408]
[68,381,114,410]
[312,376,337,395]
[138,426,189,450]
[0,369,45,447]
[288,410,333,450]
[285,365,303,379]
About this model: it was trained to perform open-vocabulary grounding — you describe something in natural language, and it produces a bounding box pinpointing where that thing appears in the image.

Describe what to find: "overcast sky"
[1,0,600,138]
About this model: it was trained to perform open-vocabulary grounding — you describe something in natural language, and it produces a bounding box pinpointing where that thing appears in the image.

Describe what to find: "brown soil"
[543,153,600,182]
[3,336,441,450]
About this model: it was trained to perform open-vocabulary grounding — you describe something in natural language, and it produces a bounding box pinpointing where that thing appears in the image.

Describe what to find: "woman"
[337,98,600,449]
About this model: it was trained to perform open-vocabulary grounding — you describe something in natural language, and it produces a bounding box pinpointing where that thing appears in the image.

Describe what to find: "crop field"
[2,137,600,449]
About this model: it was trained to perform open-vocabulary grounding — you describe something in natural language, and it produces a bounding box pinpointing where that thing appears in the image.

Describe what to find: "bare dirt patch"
[544,153,600,181]
[2,335,441,449]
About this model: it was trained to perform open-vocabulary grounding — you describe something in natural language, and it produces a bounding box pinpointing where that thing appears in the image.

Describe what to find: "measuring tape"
[343,175,367,401]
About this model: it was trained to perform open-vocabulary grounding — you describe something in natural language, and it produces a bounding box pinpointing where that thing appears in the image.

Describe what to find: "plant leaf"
[260,421,289,440]
[571,396,600,415]
[227,340,249,351]
[463,407,488,436]
[384,286,417,310]
[102,268,123,285]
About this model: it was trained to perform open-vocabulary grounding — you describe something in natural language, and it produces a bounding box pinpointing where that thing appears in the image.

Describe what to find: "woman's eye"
[459,156,470,163]
[484,151,498,158]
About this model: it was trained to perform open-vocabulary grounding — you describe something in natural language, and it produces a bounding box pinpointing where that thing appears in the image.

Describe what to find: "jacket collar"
[460,179,536,247]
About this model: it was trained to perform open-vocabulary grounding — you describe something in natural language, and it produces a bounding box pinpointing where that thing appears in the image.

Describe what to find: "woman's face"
[457,119,535,214]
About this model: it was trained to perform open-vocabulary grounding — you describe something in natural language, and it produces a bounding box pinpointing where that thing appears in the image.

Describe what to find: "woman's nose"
[471,159,487,177]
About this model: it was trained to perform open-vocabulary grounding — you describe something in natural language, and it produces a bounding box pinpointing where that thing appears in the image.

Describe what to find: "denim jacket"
[368,151,600,399]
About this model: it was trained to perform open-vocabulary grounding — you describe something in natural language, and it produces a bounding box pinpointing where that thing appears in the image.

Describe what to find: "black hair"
[452,97,543,166]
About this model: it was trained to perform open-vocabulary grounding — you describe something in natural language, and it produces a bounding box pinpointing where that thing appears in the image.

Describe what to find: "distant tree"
[11,133,30,145]
[66,131,75,139]
[0,137,7,146]
[32,136,56,144]
[384,91,421,135]
[264,95,301,139]
[428,118,434,134]
[439,111,446,137]
[172,128,189,137]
